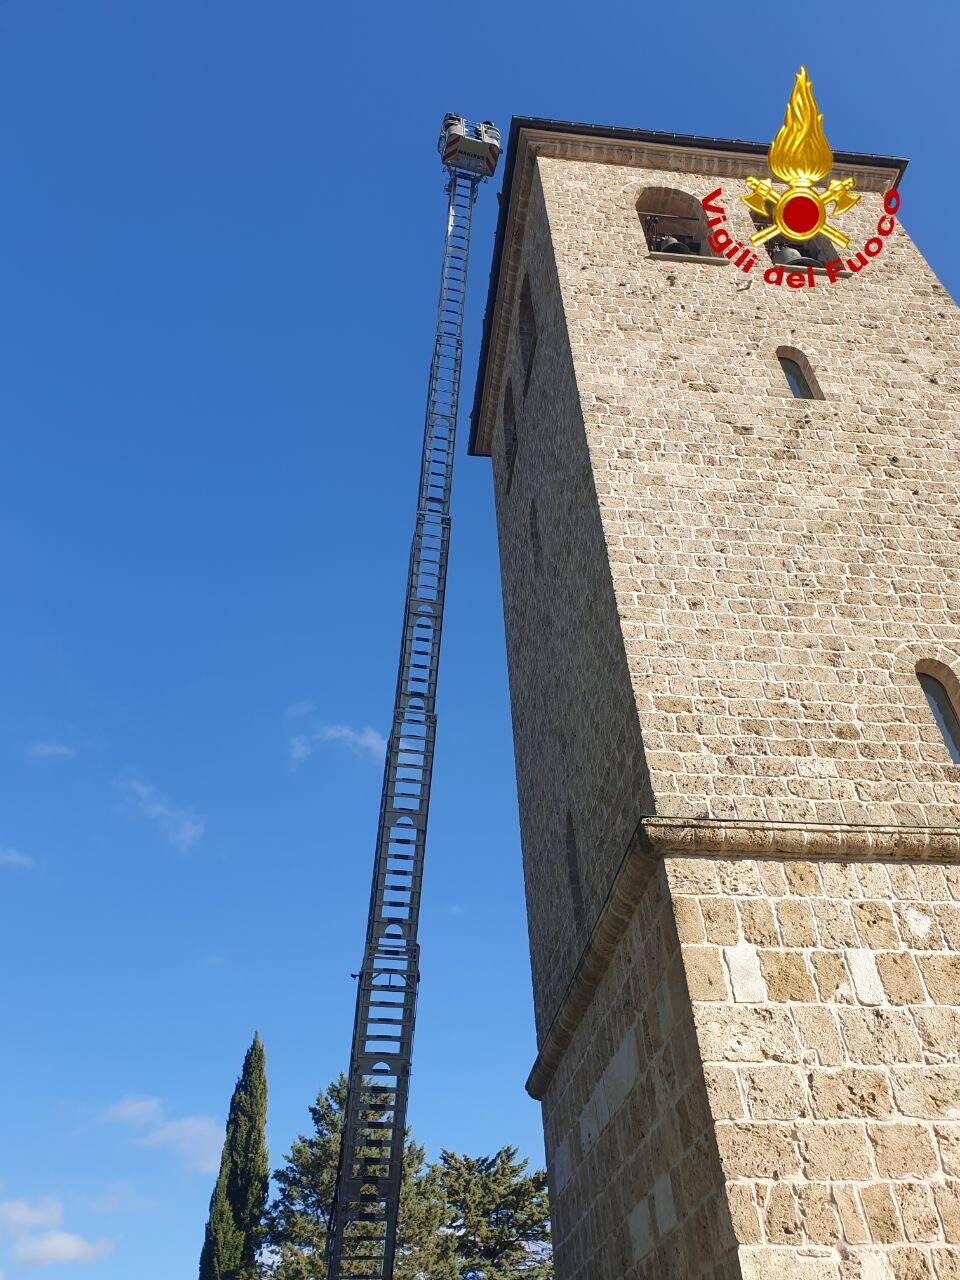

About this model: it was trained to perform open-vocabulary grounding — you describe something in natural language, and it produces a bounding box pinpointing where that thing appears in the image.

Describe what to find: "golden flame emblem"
[742,67,859,248]
[768,66,832,186]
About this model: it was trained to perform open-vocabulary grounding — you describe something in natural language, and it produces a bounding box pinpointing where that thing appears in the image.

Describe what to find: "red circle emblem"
[781,193,821,236]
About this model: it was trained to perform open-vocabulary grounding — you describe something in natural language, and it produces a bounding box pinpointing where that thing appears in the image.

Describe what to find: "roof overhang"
[467,115,909,457]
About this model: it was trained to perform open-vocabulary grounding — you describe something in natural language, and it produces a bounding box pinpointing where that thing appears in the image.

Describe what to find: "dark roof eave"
[467,115,909,456]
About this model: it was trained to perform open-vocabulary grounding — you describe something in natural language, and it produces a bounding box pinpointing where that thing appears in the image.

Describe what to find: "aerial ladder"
[325,115,500,1280]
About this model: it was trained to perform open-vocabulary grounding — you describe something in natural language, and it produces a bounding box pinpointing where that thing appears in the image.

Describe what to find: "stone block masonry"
[470,118,960,1279]
[672,852,960,1280]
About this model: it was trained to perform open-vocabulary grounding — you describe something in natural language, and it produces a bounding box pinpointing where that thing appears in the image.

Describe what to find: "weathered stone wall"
[543,860,740,1280]
[673,852,960,1280]
[542,849,960,1280]
[534,152,960,828]
[490,164,653,1035]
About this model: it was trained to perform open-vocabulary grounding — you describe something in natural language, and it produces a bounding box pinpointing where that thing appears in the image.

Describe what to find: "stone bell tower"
[469,116,960,1280]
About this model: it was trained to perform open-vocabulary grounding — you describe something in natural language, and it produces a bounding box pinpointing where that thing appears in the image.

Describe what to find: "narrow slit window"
[779,355,815,399]
[502,382,518,494]
[564,810,585,927]
[518,276,538,396]
[919,672,960,764]
[529,499,542,575]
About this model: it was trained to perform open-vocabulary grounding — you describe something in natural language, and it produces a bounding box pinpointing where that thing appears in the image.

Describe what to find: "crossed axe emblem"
[742,176,860,249]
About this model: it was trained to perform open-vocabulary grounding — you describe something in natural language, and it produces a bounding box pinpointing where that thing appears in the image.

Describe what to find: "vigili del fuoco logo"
[702,67,901,287]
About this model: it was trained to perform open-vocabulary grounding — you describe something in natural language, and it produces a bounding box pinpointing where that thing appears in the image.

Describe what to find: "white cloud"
[0,1198,62,1229]
[102,1095,163,1127]
[28,741,76,761]
[0,846,33,870]
[0,1198,111,1269]
[290,723,386,766]
[141,1115,222,1174]
[104,1095,221,1174]
[15,1231,113,1266]
[120,779,205,851]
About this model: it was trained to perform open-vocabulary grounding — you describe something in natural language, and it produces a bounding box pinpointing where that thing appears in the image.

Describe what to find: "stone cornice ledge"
[525,816,960,1100]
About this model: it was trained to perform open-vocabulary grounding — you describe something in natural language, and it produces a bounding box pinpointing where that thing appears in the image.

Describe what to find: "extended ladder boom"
[325,116,499,1280]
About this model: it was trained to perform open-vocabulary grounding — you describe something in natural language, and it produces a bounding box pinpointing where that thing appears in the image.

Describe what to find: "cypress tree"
[199,1033,269,1280]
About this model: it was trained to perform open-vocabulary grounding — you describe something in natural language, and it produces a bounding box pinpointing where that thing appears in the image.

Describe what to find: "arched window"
[917,662,960,764]
[776,346,822,400]
[518,276,538,396]
[637,187,711,258]
[502,381,518,494]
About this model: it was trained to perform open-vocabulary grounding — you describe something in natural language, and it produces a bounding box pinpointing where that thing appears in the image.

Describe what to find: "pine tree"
[263,1075,343,1277]
[199,1033,270,1280]
[439,1148,552,1279]
[264,1078,552,1279]
[264,1076,455,1280]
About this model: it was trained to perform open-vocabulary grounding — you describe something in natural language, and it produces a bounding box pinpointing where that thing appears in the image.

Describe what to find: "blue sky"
[1,1,958,1275]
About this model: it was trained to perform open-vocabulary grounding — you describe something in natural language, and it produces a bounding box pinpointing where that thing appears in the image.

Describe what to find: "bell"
[772,244,821,268]
[660,236,691,254]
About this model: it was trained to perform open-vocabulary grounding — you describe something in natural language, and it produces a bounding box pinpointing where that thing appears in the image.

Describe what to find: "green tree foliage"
[264,1076,455,1279]
[264,1079,552,1279]
[263,1076,343,1278]
[264,1076,343,1275]
[199,1034,270,1280]
[438,1149,552,1280]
